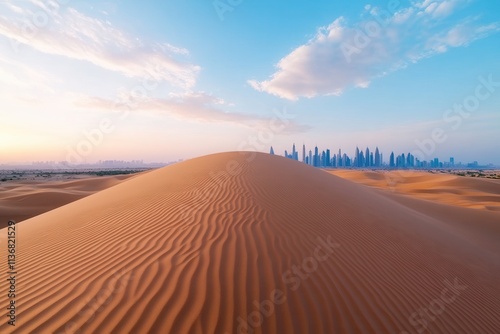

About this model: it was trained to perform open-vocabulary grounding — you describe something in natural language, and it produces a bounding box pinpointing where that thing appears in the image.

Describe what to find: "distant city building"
[314,146,319,167]
[292,143,298,161]
[268,144,486,170]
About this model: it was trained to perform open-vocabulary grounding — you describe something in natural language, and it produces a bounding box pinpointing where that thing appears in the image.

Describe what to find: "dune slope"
[0,152,499,334]
[0,175,135,226]
[329,170,500,210]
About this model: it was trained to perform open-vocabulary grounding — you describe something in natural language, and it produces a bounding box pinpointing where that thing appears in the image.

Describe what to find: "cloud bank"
[0,0,199,89]
[249,0,500,100]
[77,92,311,134]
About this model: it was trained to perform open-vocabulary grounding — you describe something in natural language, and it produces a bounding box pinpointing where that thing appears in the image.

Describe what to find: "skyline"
[1,1,500,164]
[271,143,492,168]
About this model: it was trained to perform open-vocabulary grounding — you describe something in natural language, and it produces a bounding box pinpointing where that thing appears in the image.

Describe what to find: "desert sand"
[329,170,500,211]
[0,174,135,227]
[0,152,499,333]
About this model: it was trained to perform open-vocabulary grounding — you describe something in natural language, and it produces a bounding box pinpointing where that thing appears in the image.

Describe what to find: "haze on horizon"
[1,0,499,165]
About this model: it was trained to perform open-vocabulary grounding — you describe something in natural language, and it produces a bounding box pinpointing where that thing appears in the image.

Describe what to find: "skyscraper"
[314,146,319,167]
[344,153,351,167]
[270,146,274,155]
[355,147,360,167]
[375,147,380,167]
[276,142,467,170]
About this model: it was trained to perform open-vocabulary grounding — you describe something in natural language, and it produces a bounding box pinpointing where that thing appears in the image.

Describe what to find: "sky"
[1,0,499,166]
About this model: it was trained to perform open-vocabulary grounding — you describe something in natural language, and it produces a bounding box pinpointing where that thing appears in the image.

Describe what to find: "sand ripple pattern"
[1,152,499,333]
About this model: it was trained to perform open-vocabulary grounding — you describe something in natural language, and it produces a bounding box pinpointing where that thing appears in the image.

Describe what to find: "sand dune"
[329,170,500,210]
[1,152,499,333]
[0,175,134,226]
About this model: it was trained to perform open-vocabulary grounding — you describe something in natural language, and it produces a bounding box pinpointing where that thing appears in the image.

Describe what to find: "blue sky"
[1,0,499,165]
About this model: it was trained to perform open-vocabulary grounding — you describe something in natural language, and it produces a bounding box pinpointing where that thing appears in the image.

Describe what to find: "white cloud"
[0,55,57,94]
[0,2,199,89]
[424,2,439,15]
[433,0,459,17]
[2,3,24,14]
[75,92,311,133]
[416,0,460,18]
[426,21,500,54]
[249,0,499,100]
[0,2,309,134]
[392,8,414,24]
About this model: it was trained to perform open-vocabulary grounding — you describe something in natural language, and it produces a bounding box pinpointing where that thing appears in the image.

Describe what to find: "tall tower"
[365,147,370,167]
[302,144,306,163]
[375,147,380,167]
[314,146,319,167]
[355,147,360,167]
[270,146,274,155]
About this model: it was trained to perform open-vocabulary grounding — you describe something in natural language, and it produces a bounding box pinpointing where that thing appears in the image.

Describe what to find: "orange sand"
[0,152,498,333]
[328,170,500,211]
[0,175,135,226]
